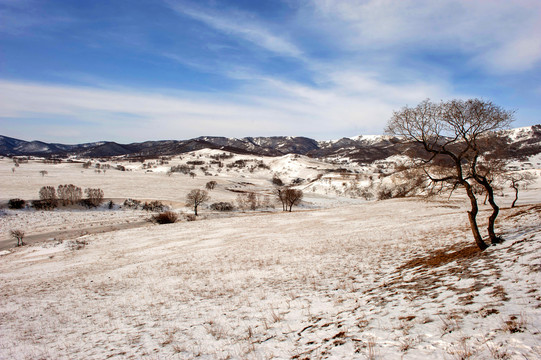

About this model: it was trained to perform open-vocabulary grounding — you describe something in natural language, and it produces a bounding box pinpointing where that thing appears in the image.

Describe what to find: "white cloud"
[310,0,541,73]
[0,64,461,142]
[166,1,303,59]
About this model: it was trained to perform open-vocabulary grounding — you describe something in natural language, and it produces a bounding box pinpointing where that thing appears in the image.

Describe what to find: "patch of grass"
[399,244,482,270]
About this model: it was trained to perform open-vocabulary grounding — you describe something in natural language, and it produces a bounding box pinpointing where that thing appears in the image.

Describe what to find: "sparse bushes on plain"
[152,211,178,224]
[8,198,25,209]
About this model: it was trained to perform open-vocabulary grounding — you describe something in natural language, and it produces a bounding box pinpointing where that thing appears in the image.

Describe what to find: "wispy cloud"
[310,0,541,73]
[0,67,459,142]
[166,1,304,60]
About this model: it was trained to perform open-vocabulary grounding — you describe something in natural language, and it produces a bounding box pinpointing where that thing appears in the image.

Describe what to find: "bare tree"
[84,188,104,207]
[39,186,58,208]
[39,170,48,177]
[57,184,82,205]
[386,98,514,250]
[10,229,25,247]
[275,187,287,211]
[186,189,210,216]
[505,172,536,208]
[276,187,303,212]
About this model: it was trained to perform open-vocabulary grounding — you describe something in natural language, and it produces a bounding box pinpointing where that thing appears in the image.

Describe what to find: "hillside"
[0,131,540,359]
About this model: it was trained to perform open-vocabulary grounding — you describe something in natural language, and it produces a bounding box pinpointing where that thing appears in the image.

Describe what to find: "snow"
[0,152,540,359]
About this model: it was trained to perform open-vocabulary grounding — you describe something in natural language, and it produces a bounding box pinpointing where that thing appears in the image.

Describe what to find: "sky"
[1,0,540,144]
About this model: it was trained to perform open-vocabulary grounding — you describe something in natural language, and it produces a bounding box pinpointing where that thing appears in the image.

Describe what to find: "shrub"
[170,165,191,174]
[32,199,56,210]
[123,198,141,209]
[210,202,234,211]
[152,211,178,224]
[142,200,166,212]
[8,198,25,209]
[185,214,196,221]
[237,192,259,210]
[377,187,394,200]
[272,176,283,186]
[205,181,217,190]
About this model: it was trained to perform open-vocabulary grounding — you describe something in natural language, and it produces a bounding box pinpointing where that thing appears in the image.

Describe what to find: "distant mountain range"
[1,125,540,163]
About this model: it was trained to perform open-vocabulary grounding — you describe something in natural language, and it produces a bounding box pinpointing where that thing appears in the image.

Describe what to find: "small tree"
[276,187,303,212]
[386,98,514,250]
[57,184,82,206]
[84,188,104,207]
[186,189,210,216]
[284,188,303,212]
[205,181,217,190]
[505,172,536,208]
[39,170,48,177]
[10,229,25,247]
[39,186,58,209]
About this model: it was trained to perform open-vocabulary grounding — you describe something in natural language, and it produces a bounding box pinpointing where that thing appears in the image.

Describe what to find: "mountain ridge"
[2,125,540,163]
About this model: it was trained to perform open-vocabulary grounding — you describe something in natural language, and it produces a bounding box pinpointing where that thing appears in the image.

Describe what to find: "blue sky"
[1,0,540,143]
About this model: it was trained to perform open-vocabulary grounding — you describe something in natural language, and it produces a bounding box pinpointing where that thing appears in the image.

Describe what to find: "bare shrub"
[237,192,259,210]
[123,198,141,209]
[185,214,196,221]
[68,239,88,250]
[57,184,82,206]
[205,181,217,190]
[152,211,178,224]
[39,170,48,177]
[142,200,166,212]
[272,175,283,186]
[210,202,234,211]
[83,188,104,207]
[502,314,527,333]
[10,229,25,246]
[170,165,191,174]
[8,198,25,209]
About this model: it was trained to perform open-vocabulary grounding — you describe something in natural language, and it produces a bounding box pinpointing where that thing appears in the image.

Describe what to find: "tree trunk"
[194,205,198,216]
[477,177,501,244]
[511,186,519,208]
[465,183,488,251]
[485,186,501,244]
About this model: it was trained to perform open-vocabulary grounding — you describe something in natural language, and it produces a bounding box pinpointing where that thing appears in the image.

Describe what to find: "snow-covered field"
[0,153,540,359]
